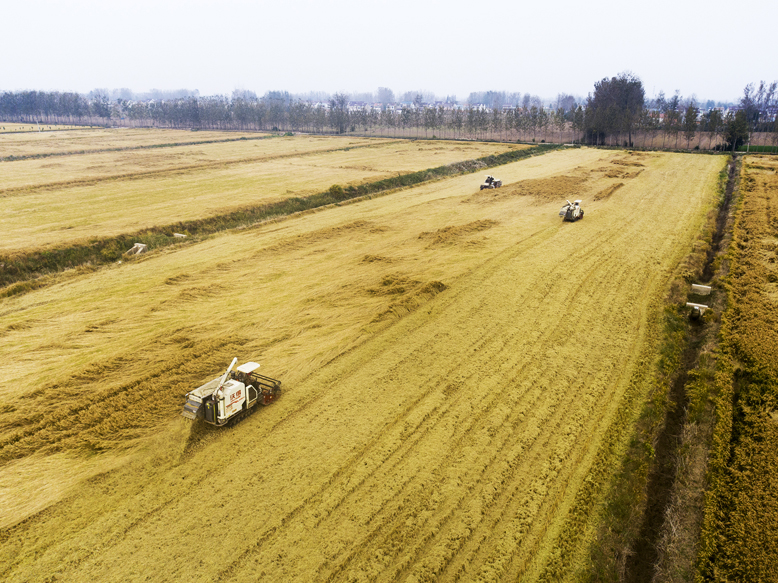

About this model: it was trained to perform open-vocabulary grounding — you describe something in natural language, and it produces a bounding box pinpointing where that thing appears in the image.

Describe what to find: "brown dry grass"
[594,182,625,201]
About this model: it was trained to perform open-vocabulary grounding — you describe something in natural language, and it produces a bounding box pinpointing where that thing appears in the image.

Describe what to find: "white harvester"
[480,175,503,190]
[559,200,584,221]
[182,357,281,426]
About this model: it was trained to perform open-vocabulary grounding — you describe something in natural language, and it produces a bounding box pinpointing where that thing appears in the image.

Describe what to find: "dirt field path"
[0,149,724,582]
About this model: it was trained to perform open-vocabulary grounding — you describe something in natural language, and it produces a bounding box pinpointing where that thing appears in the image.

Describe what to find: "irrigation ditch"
[0,144,558,297]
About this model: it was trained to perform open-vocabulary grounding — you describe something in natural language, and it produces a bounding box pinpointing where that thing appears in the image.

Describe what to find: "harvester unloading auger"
[182,357,281,426]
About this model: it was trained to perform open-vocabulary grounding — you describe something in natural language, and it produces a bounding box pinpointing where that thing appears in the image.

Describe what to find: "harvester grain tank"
[182,358,281,426]
[559,200,584,221]
[480,175,502,190]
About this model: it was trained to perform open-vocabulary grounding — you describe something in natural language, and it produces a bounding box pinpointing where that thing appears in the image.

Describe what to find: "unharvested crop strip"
[696,155,778,581]
[0,145,558,294]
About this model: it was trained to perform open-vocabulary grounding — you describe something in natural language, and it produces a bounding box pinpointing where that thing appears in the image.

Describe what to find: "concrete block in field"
[125,243,148,256]
[173,233,186,238]
[691,284,711,295]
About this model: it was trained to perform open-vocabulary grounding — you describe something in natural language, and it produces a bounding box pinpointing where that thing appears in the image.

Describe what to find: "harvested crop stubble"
[0,136,392,192]
[0,128,345,159]
[488,175,588,202]
[0,135,516,254]
[418,219,499,245]
[0,138,512,254]
[0,148,723,582]
[471,153,648,206]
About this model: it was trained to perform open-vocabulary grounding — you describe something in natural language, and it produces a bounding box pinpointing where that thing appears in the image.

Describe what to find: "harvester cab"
[480,175,503,190]
[182,358,281,426]
[559,199,584,221]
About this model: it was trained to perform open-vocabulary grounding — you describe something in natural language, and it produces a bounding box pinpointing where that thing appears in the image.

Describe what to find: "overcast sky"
[2,0,775,102]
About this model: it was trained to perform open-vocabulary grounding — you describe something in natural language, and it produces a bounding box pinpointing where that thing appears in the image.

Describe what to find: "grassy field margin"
[0,144,558,296]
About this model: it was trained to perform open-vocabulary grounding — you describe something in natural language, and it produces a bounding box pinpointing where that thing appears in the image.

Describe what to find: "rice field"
[0,123,95,135]
[0,131,725,582]
[0,127,259,157]
[0,131,521,253]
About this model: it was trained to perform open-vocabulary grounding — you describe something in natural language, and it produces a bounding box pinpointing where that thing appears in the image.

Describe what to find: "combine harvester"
[182,358,281,426]
[480,175,503,190]
[559,199,584,221]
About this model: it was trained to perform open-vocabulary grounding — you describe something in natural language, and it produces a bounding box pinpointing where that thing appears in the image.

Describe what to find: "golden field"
[0,127,258,157]
[0,131,725,582]
[0,131,520,253]
[0,123,94,136]
[696,155,778,581]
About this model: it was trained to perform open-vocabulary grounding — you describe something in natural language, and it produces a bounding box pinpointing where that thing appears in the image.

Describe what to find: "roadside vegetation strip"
[0,145,556,294]
[0,133,280,162]
[735,144,778,153]
[696,155,778,581]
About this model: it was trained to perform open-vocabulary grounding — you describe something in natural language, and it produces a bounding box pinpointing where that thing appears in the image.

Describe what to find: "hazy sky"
[3,0,775,102]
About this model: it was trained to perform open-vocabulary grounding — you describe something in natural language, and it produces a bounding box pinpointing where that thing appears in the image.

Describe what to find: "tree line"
[2,79,777,151]
[582,74,778,151]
